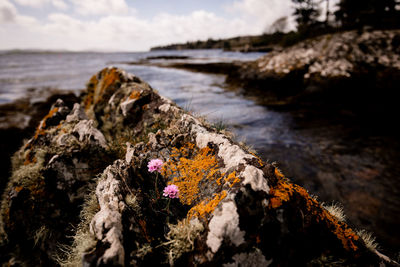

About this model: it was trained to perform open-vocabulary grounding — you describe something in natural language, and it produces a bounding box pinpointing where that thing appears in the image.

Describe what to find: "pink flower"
[148,159,163,173]
[163,185,179,199]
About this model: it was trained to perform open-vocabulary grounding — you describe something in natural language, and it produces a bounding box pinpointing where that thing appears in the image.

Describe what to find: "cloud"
[1,7,259,51]
[1,0,301,51]
[0,0,17,23]
[51,0,68,10]
[228,0,295,32]
[13,0,48,8]
[13,0,68,10]
[70,0,130,15]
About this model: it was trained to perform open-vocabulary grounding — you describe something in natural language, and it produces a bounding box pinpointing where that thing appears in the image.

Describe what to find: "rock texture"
[0,90,79,201]
[231,30,400,109]
[0,67,398,266]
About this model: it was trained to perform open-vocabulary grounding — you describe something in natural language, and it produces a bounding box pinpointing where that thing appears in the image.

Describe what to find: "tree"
[292,0,321,32]
[335,0,400,29]
[267,16,288,34]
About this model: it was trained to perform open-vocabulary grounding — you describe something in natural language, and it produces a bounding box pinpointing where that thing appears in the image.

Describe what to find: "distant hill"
[150,31,304,52]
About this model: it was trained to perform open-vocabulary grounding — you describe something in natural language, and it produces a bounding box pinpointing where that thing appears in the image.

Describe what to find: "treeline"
[293,0,400,37]
[151,0,400,51]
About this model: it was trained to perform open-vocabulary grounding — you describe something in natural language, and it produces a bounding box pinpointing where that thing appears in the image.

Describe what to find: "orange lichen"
[33,107,59,140]
[162,145,219,205]
[162,143,243,220]
[187,190,227,219]
[138,219,151,242]
[249,151,264,167]
[269,180,293,209]
[14,186,23,193]
[100,68,120,95]
[29,179,46,199]
[83,68,121,110]
[129,90,141,100]
[274,168,285,179]
[24,151,37,165]
[224,171,241,188]
[23,107,59,165]
[268,169,360,252]
[83,75,98,110]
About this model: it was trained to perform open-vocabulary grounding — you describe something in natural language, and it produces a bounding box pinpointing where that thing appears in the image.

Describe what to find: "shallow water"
[0,50,399,254]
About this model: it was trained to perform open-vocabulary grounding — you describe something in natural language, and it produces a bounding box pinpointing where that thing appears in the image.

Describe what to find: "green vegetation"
[56,187,99,267]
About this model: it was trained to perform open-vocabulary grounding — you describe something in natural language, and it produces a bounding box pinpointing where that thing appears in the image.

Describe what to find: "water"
[0,49,263,103]
[0,49,399,254]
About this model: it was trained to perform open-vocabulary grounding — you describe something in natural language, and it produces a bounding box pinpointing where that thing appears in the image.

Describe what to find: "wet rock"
[0,67,398,266]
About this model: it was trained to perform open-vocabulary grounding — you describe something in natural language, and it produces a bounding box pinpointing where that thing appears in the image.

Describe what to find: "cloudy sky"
[1,0,307,51]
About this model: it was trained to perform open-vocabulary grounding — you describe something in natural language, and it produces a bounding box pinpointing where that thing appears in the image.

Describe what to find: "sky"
[0,0,329,51]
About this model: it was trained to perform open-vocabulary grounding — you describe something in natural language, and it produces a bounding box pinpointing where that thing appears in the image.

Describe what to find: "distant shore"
[150,32,300,52]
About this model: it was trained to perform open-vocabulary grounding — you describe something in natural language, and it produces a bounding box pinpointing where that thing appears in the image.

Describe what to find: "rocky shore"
[149,30,400,114]
[0,67,398,266]
[230,30,400,110]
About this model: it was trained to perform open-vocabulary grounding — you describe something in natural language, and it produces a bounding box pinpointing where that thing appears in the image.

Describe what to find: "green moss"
[56,188,99,267]
[125,193,141,217]
[162,218,204,265]
[0,148,47,239]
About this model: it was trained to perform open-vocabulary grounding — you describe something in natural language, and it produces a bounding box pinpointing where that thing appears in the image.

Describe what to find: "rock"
[0,99,116,266]
[0,67,398,266]
[0,90,79,198]
[229,30,400,110]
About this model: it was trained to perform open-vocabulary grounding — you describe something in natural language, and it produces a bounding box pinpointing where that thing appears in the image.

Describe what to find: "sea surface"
[0,49,399,254]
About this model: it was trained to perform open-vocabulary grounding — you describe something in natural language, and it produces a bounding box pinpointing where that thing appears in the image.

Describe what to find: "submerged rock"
[0,67,398,266]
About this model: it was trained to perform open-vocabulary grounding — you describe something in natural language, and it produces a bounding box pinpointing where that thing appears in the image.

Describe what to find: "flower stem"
[166,199,171,223]
[155,172,159,198]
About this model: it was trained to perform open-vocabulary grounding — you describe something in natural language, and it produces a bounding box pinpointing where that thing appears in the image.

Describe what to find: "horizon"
[0,0,338,52]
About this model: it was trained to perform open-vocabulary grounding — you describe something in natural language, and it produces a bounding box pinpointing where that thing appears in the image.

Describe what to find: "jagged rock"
[0,100,116,266]
[0,90,79,197]
[0,67,398,266]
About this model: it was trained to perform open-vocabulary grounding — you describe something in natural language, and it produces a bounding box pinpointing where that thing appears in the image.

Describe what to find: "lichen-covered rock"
[0,67,398,266]
[247,30,400,80]
[232,30,400,108]
[0,90,79,199]
[0,100,116,266]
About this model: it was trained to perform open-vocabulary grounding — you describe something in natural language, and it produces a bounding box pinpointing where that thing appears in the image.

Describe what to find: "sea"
[0,49,399,253]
